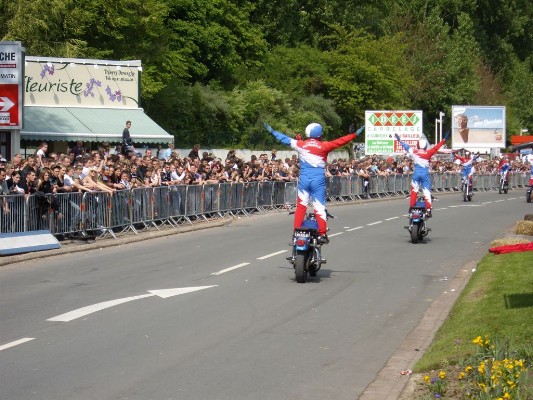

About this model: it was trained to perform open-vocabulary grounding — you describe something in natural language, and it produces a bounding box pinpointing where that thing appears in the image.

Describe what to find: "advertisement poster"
[365,110,423,155]
[452,105,506,149]
[0,41,24,129]
[24,57,141,108]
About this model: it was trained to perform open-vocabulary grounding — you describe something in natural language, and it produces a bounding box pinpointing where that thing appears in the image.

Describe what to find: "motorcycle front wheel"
[527,189,532,203]
[294,252,308,283]
[463,184,468,202]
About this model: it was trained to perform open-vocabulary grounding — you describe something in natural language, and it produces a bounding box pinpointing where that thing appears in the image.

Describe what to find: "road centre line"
[346,226,364,231]
[385,216,400,220]
[211,263,250,276]
[329,232,343,237]
[0,338,35,352]
[257,250,287,260]
[367,221,383,226]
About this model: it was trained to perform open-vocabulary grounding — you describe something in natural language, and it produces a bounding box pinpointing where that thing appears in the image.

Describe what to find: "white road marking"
[48,286,216,322]
[367,221,382,226]
[211,262,250,276]
[494,199,506,203]
[346,226,364,231]
[48,294,154,322]
[329,232,343,237]
[385,217,400,220]
[0,338,35,352]
[257,250,287,260]
[148,286,217,298]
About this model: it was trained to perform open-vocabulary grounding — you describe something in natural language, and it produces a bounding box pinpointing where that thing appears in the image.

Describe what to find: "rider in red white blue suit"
[395,133,449,214]
[453,151,480,182]
[264,122,363,242]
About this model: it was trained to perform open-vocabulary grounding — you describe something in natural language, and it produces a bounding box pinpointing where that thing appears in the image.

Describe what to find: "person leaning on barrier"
[0,169,10,213]
[19,169,38,196]
[82,167,115,194]
[7,171,25,195]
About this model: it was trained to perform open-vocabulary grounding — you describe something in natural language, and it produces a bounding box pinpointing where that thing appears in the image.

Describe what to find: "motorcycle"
[286,210,333,283]
[461,176,473,202]
[405,196,430,244]
[527,182,532,203]
[498,171,509,194]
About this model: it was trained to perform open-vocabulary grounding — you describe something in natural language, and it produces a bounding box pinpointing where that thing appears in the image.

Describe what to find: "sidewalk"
[0,217,232,269]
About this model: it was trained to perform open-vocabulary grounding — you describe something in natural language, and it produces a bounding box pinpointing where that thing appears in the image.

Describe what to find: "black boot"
[318,234,329,244]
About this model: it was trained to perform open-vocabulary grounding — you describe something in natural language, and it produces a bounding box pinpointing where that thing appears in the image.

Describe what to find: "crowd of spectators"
[0,141,532,198]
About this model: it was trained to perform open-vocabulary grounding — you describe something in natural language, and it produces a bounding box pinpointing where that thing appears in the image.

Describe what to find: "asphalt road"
[0,190,530,400]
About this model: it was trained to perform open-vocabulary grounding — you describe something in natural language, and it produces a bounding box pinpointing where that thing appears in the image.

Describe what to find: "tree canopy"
[3,0,533,147]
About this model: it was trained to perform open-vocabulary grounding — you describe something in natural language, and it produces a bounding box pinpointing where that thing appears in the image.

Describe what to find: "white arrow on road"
[47,286,217,322]
[0,96,15,112]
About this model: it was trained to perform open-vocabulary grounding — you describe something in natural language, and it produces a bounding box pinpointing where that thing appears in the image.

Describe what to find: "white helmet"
[305,123,323,138]
[418,139,428,150]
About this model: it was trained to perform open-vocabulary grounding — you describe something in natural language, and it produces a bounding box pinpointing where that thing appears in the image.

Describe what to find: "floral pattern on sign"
[105,86,122,102]
[83,78,102,97]
[40,64,55,78]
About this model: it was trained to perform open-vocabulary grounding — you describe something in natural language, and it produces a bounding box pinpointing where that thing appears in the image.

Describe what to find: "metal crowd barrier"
[0,172,529,237]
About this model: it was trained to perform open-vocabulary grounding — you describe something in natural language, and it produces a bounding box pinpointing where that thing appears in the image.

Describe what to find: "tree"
[324,28,414,127]
[166,0,267,89]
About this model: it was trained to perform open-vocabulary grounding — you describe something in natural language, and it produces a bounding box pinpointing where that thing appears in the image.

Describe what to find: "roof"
[511,141,533,152]
[21,106,173,144]
[510,135,533,145]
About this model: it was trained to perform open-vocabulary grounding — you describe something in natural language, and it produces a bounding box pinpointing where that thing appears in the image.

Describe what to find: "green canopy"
[21,106,173,144]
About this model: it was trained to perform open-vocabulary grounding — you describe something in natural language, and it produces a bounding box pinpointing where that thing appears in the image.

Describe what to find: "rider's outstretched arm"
[264,123,294,147]
[394,134,411,153]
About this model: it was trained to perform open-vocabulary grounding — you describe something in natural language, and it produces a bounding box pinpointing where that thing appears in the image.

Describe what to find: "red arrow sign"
[0,84,19,127]
[0,96,14,111]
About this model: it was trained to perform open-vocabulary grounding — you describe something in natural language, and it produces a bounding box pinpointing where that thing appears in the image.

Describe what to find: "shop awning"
[21,106,173,144]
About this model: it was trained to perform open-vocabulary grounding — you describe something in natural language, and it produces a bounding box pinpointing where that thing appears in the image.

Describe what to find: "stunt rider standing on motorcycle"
[395,132,449,217]
[264,122,364,244]
[453,150,480,188]
[498,155,511,180]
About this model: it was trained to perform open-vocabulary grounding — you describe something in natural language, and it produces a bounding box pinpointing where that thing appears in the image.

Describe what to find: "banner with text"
[0,41,24,129]
[365,110,423,155]
[24,57,141,108]
[452,105,506,150]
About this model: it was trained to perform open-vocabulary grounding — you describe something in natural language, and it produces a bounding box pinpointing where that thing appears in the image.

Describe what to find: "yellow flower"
[458,372,465,380]
[478,363,486,374]
[438,370,446,379]
[473,336,483,346]
[465,365,473,373]
[423,375,430,383]
[503,393,511,399]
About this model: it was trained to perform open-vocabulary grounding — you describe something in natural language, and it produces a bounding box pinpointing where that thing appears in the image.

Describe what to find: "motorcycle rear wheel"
[294,253,307,283]
[411,223,420,244]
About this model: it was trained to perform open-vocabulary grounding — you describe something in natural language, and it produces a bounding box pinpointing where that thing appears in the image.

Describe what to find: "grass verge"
[410,247,533,398]
[414,250,533,371]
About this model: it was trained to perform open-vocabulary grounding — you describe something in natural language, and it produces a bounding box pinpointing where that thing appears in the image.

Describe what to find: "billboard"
[0,41,24,129]
[24,57,141,108]
[365,110,423,155]
[452,105,506,149]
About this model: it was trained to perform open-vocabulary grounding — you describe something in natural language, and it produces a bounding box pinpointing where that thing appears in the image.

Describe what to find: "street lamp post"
[439,112,445,142]
[434,112,445,145]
